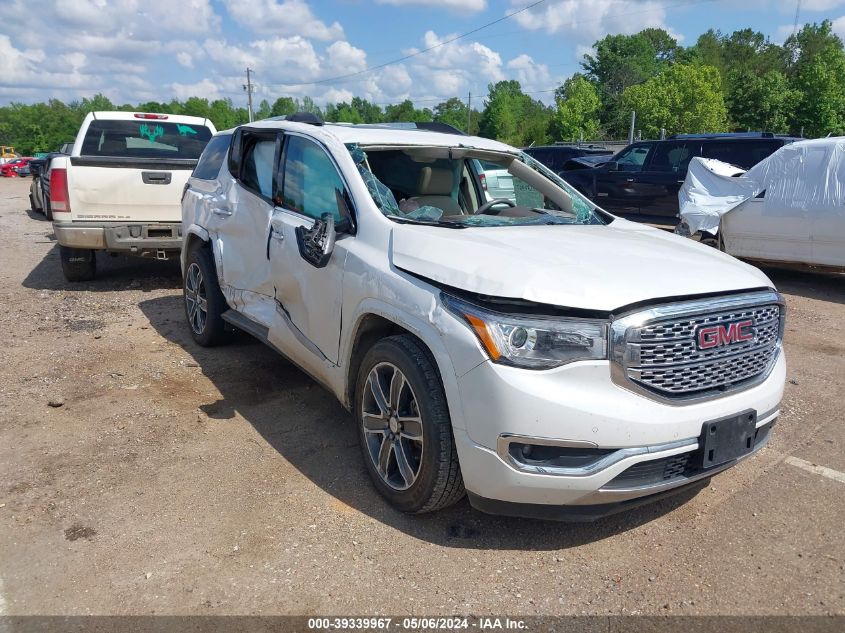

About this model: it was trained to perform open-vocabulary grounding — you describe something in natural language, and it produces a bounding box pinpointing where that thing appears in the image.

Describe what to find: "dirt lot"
[0,176,843,617]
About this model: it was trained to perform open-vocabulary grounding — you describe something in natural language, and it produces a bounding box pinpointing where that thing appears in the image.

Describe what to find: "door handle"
[141,171,171,185]
[212,208,233,217]
[270,229,284,241]
[625,178,635,182]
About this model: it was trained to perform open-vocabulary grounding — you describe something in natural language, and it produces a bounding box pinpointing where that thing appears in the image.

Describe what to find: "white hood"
[390,219,772,312]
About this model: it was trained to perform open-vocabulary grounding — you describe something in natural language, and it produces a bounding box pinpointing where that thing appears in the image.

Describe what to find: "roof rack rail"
[331,121,467,135]
[269,112,324,126]
[668,132,775,139]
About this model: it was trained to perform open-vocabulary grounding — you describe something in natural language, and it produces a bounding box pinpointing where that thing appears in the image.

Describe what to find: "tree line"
[1,20,844,154]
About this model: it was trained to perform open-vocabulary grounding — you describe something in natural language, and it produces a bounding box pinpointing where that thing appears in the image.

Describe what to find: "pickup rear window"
[80,121,213,159]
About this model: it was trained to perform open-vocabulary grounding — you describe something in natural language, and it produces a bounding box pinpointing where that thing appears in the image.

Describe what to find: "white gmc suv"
[181,115,785,520]
[50,111,216,281]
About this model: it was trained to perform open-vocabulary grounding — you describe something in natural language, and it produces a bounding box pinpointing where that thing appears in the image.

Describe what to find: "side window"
[702,141,776,170]
[282,136,346,221]
[240,135,276,199]
[615,144,651,171]
[192,134,231,180]
[648,142,698,173]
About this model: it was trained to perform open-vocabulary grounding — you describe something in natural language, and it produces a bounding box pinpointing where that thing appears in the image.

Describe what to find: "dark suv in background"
[523,144,613,174]
[561,133,801,221]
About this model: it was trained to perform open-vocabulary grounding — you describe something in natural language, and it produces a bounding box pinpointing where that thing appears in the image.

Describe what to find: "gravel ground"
[0,177,843,616]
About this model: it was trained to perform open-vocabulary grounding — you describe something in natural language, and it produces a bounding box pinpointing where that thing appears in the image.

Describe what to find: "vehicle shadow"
[22,243,182,292]
[138,293,707,551]
[760,265,845,305]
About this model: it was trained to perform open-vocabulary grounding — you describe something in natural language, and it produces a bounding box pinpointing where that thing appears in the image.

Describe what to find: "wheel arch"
[181,224,210,275]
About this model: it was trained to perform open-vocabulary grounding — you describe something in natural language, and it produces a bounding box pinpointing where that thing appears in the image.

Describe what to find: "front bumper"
[53,221,182,256]
[451,351,785,513]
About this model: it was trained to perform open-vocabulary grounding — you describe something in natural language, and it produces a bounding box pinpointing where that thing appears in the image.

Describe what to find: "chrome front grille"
[611,291,784,402]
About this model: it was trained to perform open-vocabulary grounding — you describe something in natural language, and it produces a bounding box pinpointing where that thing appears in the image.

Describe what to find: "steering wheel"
[475,198,516,215]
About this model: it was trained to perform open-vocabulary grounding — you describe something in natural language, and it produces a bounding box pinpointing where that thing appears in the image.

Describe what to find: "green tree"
[786,21,845,136]
[351,97,383,123]
[550,74,602,141]
[620,63,728,137]
[728,71,800,133]
[208,99,245,130]
[255,99,272,120]
[582,29,680,135]
[433,97,469,132]
[383,99,432,122]
[270,96,298,117]
[325,102,364,123]
[479,80,551,146]
[181,97,211,119]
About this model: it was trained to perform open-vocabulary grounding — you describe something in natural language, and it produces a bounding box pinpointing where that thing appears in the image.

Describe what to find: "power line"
[273,0,549,89]
[265,0,716,92]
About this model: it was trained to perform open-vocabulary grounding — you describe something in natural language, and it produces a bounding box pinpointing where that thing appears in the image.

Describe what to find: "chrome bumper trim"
[496,434,698,478]
[572,428,773,505]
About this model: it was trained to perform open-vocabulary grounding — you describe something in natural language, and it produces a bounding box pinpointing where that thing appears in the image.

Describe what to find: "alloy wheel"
[185,262,208,335]
[361,362,424,491]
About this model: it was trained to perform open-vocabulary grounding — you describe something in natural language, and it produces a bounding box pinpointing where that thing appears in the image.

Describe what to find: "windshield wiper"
[386,215,468,229]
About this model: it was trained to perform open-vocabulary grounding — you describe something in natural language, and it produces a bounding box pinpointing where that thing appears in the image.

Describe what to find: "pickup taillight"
[50,168,71,213]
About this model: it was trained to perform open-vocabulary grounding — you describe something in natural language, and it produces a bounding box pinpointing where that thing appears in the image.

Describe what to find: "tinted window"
[614,144,651,171]
[80,120,213,159]
[649,142,698,173]
[282,136,346,221]
[192,134,231,180]
[702,140,780,169]
[240,137,276,199]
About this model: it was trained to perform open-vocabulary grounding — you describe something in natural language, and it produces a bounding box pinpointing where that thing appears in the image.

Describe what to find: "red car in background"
[0,158,32,177]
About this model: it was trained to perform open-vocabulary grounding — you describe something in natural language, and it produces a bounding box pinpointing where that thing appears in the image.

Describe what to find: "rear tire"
[60,246,96,282]
[184,244,229,347]
[354,335,465,514]
[43,195,53,221]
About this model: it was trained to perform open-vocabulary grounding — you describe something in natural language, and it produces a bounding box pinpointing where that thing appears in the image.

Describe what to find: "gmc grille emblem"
[697,320,755,350]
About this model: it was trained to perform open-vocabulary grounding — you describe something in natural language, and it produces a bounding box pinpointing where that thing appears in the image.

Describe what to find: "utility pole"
[243,68,255,122]
[466,91,472,134]
[628,111,636,144]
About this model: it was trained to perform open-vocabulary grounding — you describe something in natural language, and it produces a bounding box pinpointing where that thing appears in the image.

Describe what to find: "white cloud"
[376,0,487,12]
[222,0,344,41]
[791,0,845,10]
[203,37,321,83]
[834,15,845,39]
[510,0,670,41]
[506,54,551,92]
[171,79,221,101]
[325,41,368,76]
[177,52,194,69]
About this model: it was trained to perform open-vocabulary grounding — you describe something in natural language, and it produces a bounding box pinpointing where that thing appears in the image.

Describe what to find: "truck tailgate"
[67,158,194,223]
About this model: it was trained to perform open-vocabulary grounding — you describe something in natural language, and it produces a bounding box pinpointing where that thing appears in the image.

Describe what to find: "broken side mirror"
[295,213,336,268]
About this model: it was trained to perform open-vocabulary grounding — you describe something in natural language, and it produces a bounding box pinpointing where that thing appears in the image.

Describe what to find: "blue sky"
[1,0,843,108]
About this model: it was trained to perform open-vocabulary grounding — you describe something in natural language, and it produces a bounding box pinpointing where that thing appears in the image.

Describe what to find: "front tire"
[59,246,96,282]
[184,245,229,346]
[355,335,464,513]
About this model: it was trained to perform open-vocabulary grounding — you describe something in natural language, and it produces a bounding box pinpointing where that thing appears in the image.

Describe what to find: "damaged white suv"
[181,115,785,520]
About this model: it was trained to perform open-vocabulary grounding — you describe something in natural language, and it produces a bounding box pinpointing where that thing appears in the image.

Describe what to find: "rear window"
[80,120,213,159]
[192,134,232,180]
[702,140,780,170]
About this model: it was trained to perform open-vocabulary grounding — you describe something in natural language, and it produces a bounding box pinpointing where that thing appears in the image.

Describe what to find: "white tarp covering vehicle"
[677,138,845,270]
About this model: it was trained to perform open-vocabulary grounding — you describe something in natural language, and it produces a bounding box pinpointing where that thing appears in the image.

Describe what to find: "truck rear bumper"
[53,222,182,256]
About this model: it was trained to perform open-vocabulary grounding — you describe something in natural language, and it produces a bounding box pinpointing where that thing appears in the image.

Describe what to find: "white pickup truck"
[50,111,216,281]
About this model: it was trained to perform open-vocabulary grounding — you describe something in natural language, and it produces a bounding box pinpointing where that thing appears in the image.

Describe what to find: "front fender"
[180,223,210,274]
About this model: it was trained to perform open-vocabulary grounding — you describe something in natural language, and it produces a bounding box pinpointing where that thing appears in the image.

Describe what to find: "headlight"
[442,294,608,369]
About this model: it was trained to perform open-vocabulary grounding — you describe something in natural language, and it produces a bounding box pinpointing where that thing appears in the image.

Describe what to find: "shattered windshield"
[346,143,606,228]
